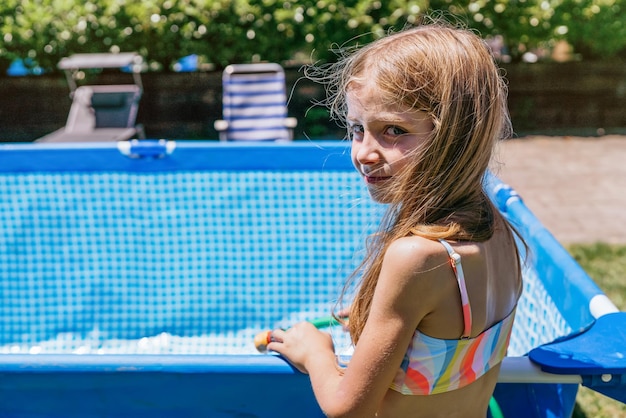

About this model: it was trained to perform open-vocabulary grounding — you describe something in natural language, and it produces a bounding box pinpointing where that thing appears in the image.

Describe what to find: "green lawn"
[567,244,626,418]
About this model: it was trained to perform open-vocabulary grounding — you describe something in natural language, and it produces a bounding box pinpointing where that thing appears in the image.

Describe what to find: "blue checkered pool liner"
[0,168,380,354]
[0,142,574,357]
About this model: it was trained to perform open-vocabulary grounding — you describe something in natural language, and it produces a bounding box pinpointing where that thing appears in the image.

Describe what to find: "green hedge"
[1,0,624,73]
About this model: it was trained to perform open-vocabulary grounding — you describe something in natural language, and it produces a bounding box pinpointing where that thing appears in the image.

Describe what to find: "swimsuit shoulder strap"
[438,239,473,338]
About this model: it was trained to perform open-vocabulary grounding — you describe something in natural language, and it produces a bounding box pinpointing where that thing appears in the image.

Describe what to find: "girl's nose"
[355,133,380,165]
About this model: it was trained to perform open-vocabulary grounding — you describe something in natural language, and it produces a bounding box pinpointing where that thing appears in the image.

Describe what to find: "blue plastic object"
[530,312,626,403]
[0,141,623,417]
[0,355,324,418]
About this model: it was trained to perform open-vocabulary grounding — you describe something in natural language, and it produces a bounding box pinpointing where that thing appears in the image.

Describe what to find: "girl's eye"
[348,124,364,140]
[385,126,407,136]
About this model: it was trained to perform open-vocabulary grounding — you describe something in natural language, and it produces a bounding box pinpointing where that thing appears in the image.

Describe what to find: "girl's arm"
[269,237,445,418]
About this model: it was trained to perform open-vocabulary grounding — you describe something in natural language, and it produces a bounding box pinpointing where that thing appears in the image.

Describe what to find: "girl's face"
[346,81,434,203]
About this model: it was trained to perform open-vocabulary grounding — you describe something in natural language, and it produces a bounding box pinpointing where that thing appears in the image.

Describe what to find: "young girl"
[267,22,523,418]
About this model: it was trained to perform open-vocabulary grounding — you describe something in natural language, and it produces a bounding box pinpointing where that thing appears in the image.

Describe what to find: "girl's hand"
[336,307,351,331]
[266,321,335,374]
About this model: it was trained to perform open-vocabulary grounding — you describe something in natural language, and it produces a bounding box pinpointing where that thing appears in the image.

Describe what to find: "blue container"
[0,140,623,417]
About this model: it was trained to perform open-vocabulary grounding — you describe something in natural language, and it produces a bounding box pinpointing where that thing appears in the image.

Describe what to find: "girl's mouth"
[364,175,392,184]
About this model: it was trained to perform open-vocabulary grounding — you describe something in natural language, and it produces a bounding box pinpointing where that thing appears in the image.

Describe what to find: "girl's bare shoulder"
[373,236,453,326]
[378,235,452,299]
[383,235,448,275]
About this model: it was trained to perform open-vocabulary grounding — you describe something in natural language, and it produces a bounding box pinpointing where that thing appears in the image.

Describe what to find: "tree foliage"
[0,0,624,73]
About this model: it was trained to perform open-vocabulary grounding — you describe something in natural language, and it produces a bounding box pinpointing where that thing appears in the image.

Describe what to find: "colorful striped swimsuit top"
[390,239,516,395]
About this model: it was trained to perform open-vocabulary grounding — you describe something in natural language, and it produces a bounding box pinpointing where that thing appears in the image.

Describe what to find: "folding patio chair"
[214,63,297,141]
[37,53,145,143]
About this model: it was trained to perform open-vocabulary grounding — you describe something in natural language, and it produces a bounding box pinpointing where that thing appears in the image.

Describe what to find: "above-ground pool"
[0,140,624,417]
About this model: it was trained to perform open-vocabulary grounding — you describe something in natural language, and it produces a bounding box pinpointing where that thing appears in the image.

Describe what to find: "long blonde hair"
[311,23,516,344]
